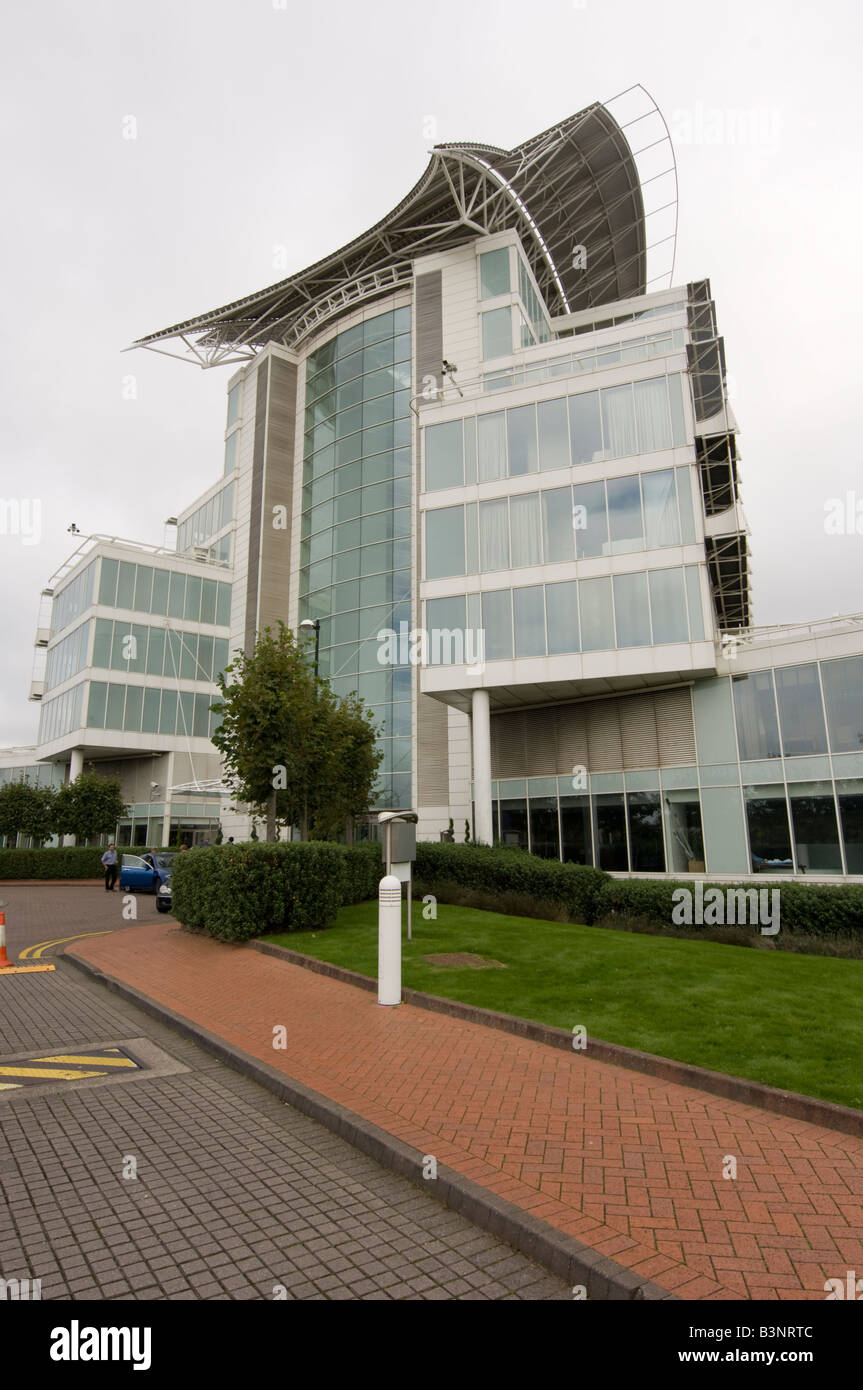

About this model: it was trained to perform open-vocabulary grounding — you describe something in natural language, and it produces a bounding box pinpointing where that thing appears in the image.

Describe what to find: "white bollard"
[378,874,402,1006]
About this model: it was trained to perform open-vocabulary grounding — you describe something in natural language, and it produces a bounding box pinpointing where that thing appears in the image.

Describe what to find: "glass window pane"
[479,247,511,298]
[499,798,528,849]
[529,797,560,858]
[105,683,125,730]
[601,384,636,459]
[537,398,569,471]
[544,580,579,655]
[664,790,704,873]
[134,566,153,612]
[92,618,112,669]
[627,792,665,870]
[561,795,592,865]
[506,405,538,476]
[200,579,217,625]
[116,562,136,609]
[98,557,118,606]
[613,573,650,647]
[123,685,143,731]
[159,688,177,735]
[146,626,165,676]
[733,671,781,760]
[837,779,863,872]
[168,572,185,619]
[774,664,828,757]
[180,632,198,680]
[676,466,697,544]
[648,568,688,644]
[425,506,465,580]
[481,307,512,360]
[685,566,705,640]
[744,784,793,871]
[424,420,463,492]
[642,469,680,548]
[184,575,202,622]
[479,499,510,572]
[579,577,614,651]
[668,373,687,445]
[142,687,161,734]
[193,693,210,738]
[151,569,169,615]
[481,590,513,660]
[542,488,574,564]
[510,493,541,568]
[568,391,602,465]
[572,480,608,559]
[87,681,107,729]
[606,474,644,553]
[477,411,507,482]
[788,781,842,873]
[820,656,863,754]
[425,596,467,665]
[513,586,546,657]
[593,794,628,870]
[633,377,672,452]
[216,583,232,626]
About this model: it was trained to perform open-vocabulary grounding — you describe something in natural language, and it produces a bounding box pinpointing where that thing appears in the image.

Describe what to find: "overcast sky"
[1,0,860,747]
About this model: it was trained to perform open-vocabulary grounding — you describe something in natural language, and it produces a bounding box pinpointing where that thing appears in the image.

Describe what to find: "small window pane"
[98,557,118,606]
[479,248,511,298]
[425,421,463,491]
[510,494,541,568]
[116,562,136,609]
[606,475,644,554]
[601,384,636,459]
[481,590,513,660]
[479,499,510,572]
[733,671,781,760]
[774,664,828,756]
[648,568,689,644]
[159,689,178,735]
[642,469,680,548]
[542,488,574,564]
[151,569,169,615]
[579,577,614,651]
[142,688,161,734]
[513,586,546,657]
[545,581,579,655]
[87,681,107,728]
[744,784,793,871]
[572,480,608,559]
[613,573,651,647]
[134,566,153,612]
[506,405,538,476]
[123,685,143,731]
[200,579,217,625]
[425,507,465,580]
[822,656,863,753]
[168,572,185,619]
[568,391,602,465]
[184,575,202,622]
[481,307,512,360]
[633,377,672,452]
[477,412,507,482]
[537,398,570,471]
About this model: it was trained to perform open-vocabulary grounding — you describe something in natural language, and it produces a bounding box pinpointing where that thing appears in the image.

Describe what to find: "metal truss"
[131,88,676,369]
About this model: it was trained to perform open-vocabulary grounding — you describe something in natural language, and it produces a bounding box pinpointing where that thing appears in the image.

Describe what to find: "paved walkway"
[67,921,863,1302]
[0,958,567,1300]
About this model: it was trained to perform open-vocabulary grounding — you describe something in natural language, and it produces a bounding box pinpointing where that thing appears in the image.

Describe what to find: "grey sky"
[1,0,860,746]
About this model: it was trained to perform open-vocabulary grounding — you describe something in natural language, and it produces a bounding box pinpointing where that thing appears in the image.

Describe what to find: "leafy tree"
[0,780,57,846]
[54,770,127,844]
[211,623,382,842]
[215,824,223,845]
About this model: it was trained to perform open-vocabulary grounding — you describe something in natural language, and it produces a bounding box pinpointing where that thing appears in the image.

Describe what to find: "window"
[613,573,650,647]
[837,778,863,873]
[513,586,545,658]
[481,307,512,360]
[542,488,573,564]
[425,420,463,491]
[572,480,608,559]
[788,781,842,873]
[481,590,513,660]
[648,568,689,644]
[479,248,511,299]
[537,399,569,471]
[227,383,241,426]
[560,796,591,864]
[579,577,614,651]
[627,792,665,870]
[425,507,465,579]
[593,794,627,870]
[506,405,538,476]
[568,392,602,465]
[633,378,672,452]
[744,784,793,871]
[510,493,541,568]
[774,664,828,756]
[479,500,510,572]
[477,412,507,482]
[601,385,636,458]
[606,475,643,554]
[733,671,781,760]
[545,581,579,655]
[641,469,680,548]
[821,656,863,753]
[529,797,560,858]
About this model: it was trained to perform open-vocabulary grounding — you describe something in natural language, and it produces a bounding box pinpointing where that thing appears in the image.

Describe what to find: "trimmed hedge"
[414,842,608,924]
[0,847,106,879]
[596,877,863,938]
[170,841,379,941]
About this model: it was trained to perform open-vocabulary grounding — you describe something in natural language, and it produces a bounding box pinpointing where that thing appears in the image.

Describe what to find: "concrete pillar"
[471,688,493,846]
[63,749,85,845]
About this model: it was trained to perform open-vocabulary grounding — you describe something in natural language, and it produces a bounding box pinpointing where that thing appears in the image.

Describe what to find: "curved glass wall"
[299,306,413,809]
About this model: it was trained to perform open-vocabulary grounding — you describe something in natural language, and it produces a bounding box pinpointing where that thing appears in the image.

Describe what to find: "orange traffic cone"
[0,911,13,968]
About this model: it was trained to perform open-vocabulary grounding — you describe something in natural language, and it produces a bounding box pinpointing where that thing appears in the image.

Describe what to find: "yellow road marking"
[0,1083,22,1090]
[0,965,55,975]
[39,1053,136,1069]
[20,932,109,961]
[0,1065,107,1080]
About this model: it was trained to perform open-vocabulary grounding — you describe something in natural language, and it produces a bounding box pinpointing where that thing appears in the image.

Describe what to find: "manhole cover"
[422,953,508,970]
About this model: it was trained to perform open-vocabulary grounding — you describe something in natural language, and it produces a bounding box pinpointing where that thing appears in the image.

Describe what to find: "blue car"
[119,852,176,912]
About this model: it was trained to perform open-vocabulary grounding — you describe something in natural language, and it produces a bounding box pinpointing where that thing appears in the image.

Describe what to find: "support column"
[471,688,493,847]
[63,749,85,845]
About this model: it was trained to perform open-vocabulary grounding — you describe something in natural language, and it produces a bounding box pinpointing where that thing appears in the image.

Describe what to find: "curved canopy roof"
[131,98,647,368]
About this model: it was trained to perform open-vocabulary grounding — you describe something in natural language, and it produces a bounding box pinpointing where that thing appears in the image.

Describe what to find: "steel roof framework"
[130,88,676,369]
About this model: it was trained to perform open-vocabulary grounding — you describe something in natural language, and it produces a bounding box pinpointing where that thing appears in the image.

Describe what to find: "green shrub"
[0,847,106,879]
[337,841,382,904]
[413,842,608,924]
[595,877,863,938]
[170,842,348,941]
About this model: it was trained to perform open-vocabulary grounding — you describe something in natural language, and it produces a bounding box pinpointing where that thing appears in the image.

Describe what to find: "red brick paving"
[68,921,863,1301]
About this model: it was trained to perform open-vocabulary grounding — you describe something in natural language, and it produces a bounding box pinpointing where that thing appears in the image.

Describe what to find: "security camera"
[150,782,159,789]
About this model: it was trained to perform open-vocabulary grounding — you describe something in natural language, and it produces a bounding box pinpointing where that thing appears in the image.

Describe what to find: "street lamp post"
[299,619,321,678]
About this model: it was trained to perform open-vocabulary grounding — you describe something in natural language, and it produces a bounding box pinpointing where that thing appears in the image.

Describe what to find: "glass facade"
[426,565,704,663]
[98,559,232,625]
[176,483,234,557]
[37,683,85,743]
[425,466,696,577]
[51,561,96,636]
[424,376,687,491]
[86,681,219,738]
[300,306,413,809]
[45,621,90,691]
[91,618,229,684]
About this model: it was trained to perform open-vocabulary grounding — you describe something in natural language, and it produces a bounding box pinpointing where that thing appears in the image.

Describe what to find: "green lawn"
[266,901,863,1110]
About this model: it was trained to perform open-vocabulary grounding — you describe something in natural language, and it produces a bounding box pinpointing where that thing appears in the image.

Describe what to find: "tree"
[0,780,57,846]
[54,770,127,844]
[211,623,382,842]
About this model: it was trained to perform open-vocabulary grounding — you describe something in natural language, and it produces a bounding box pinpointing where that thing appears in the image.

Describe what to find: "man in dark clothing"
[101,844,118,891]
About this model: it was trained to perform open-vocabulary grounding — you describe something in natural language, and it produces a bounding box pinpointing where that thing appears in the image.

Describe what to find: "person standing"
[101,844,118,892]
